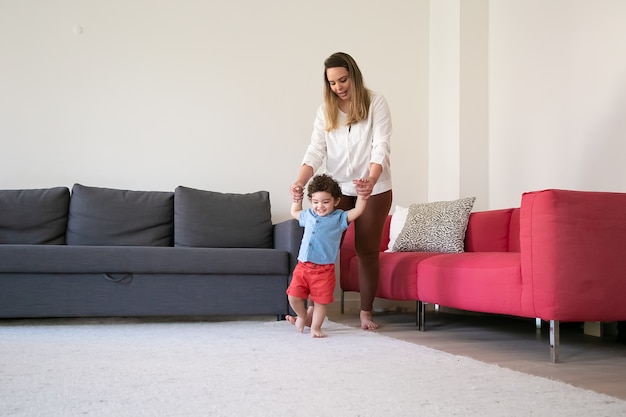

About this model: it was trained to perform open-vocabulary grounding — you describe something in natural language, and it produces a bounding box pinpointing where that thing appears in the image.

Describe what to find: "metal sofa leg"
[550,320,560,363]
[417,301,425,331]
[415,301,419,327]
[341,291,345,314]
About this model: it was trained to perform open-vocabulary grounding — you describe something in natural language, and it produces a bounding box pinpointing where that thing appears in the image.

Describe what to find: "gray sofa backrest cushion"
[66,184,174,246]
[0,187,70,244]
[174,186,273,248]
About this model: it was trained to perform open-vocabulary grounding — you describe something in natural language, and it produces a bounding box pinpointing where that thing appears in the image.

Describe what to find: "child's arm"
[346,195,367,223]
[291,200,303,221]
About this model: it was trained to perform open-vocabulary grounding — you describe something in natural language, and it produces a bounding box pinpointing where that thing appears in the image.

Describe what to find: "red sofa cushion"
[342,251,442,300]
[418,252,523,316]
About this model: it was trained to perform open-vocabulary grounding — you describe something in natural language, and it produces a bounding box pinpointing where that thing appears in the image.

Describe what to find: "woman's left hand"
[353,177,374,199]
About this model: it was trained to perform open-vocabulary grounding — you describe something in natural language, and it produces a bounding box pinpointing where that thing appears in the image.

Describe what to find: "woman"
[290,52,393,330]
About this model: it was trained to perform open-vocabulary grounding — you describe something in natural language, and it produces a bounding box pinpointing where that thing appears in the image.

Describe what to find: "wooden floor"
[327,303,626,401]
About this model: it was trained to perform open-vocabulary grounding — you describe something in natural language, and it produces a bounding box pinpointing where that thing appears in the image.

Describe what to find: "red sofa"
[340,189,626,362]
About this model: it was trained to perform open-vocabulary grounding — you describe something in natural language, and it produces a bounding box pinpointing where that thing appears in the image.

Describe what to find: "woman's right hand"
[290,183,304,202]
[353,177,375,200]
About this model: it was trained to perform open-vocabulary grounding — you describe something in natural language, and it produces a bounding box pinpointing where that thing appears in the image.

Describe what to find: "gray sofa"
[0,184,303,319]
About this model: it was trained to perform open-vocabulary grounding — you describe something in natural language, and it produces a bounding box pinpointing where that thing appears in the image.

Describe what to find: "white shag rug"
[1,318,625,417]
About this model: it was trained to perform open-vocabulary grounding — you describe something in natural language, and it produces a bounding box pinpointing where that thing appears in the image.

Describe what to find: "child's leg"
[286,299,314,327]
[310,303,328,338]
[288,295,308,333]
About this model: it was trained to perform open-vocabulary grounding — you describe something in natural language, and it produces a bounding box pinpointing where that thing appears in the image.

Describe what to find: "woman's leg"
[352,190,392,329]
[337,190,392,329]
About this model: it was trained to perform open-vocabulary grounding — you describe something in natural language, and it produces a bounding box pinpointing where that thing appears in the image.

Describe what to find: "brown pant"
[336,190,392,312]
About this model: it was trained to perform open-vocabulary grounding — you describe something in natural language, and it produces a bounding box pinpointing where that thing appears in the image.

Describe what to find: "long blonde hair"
[323,52,371,132]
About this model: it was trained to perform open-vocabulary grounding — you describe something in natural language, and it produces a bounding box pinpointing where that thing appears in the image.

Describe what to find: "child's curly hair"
[307,174,342,199]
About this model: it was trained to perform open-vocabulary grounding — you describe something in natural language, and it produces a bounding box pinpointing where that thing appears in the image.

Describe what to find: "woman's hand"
[290,183,305,202]
[353,177,375,200]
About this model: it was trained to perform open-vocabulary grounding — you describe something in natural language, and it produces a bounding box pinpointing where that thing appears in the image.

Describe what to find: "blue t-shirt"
[297,209,349,265]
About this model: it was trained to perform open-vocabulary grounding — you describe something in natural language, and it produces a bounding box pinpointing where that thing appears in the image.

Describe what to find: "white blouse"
[301,93,393,197]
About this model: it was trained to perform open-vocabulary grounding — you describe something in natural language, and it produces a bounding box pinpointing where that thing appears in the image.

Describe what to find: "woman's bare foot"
[285,306,314,327]
[310,327,326,338]
[360,310,378,330]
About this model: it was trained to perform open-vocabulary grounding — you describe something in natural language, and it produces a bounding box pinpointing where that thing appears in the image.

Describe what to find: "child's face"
[310,191,339,217]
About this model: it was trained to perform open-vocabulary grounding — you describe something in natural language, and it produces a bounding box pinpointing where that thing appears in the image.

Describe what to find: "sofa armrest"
[520,189,626,321]
[273,219,303,273]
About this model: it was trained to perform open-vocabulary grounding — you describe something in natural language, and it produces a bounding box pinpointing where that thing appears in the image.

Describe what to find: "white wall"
[428,1,461,202]
[0,0,429,221]
[4,1,626,220]
[488,0,626,208]
[427,0,626,210]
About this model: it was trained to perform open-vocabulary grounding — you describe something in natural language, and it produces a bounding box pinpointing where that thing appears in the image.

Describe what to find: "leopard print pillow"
[392,197,476,253]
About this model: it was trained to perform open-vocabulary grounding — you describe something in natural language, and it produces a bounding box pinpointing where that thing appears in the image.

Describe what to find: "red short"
[286,261,336,305]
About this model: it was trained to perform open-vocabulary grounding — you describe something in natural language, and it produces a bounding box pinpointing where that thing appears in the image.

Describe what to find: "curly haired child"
[286,174,367,337]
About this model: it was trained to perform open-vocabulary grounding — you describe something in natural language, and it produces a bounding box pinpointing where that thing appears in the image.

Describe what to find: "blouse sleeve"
[301,105,327,172]
[369,95,392,167]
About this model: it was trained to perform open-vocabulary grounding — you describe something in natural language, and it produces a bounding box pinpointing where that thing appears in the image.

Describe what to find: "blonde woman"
[289,52,393,330]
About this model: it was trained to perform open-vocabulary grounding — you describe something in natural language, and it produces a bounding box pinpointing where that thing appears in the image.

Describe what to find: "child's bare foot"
[311,327,326,338]
[360,310,378,330]
[285,306,314,327]
[295,316,306,333]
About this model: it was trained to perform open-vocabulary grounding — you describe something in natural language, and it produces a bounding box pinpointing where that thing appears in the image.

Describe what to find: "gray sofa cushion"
[66,184,174,246]
[174,186,273,248]
[0,245,289,275]
[0,187,70,244]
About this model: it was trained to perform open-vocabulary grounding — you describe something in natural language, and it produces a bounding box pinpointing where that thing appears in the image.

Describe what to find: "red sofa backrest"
[344,207,521,255]
[341,215,392,253]
[464,208,520,252]
[508,208,521,251]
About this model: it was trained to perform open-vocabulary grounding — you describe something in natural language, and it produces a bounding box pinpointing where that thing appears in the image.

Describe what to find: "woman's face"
[326,67,351,101]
